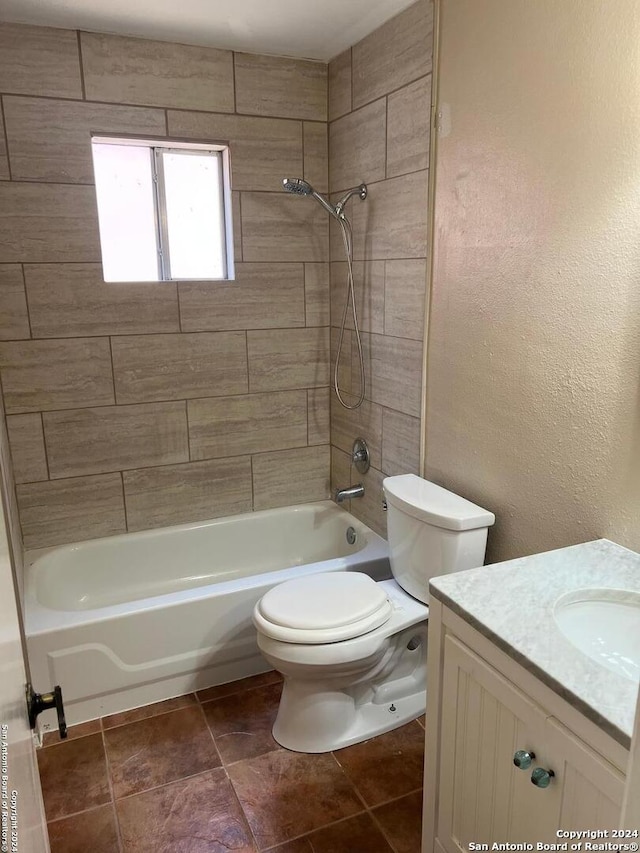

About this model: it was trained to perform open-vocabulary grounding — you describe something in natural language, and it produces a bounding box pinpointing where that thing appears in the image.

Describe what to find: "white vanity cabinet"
[423,599,628,853]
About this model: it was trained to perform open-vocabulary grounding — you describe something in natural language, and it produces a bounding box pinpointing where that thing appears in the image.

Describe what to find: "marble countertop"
[429,539,640,748]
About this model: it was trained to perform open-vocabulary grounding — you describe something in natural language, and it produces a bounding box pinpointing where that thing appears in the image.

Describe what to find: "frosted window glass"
[92,143,159,282]
[161,151,226,279]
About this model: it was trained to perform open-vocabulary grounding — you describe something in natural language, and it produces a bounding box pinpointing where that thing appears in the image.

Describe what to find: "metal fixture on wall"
[352,437,370,474]
[282,177,368,410]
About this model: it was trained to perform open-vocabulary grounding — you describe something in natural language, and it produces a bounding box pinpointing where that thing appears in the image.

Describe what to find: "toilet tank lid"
[383,474,495,531]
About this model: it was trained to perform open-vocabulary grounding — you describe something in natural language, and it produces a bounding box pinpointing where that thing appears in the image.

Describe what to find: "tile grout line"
[220,740,264,853]
[107,335,117,405]
[39,411,51,481]
[329,749,370,811]
[119,470,129,533]
[349,47,354,117]
[75,31,87,101]
[383,258,388,336]
[10,257,426,268]
[5,175,424,194]
[302,261,308,328]
[249,452,255,510]
[237,191,244,261]
[367,785,425,853]
[196,677,282,706]
[100,726,126,853]
[384,95,389,180]
[176,280,184,332]
[110,765,224,805]
[13,443,333,490]
[0,95,14,181]
[0,88,326,123]
[45,801,119,828]
[195,701,225,771]
[101,695,197,731]
[184,398,192,462]
[231,52,238,114]
[8,324,336,344]
[350,70,433,114]
[368,804,402,853]
[261,806,373,852]
[18,263,33,340]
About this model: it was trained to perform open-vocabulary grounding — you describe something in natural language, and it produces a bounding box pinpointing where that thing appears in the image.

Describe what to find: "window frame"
[91,135,235,282]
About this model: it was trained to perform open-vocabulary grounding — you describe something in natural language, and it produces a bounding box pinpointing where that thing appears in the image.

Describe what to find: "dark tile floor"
[38,672,424,852]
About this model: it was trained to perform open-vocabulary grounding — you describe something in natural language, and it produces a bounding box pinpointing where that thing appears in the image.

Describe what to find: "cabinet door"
[546,717,624,831]
[438,636,561,853]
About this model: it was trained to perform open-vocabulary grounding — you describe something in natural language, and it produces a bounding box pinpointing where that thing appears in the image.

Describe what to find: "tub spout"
[335,484,365,503]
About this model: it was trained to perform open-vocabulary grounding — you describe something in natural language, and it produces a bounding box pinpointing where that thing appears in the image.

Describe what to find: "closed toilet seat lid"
[253,572,392,644]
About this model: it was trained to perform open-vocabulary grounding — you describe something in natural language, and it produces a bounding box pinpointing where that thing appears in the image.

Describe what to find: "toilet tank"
[383,474,495,604]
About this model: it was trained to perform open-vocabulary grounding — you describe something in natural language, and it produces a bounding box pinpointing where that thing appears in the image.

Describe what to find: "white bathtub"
[24,501,389,728]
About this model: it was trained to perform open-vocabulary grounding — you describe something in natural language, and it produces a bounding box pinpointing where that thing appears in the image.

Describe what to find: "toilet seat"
[253,572,392,644]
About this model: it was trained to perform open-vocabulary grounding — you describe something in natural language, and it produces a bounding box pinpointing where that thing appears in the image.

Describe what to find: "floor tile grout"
[368,804,401,853]
[196,699,225,768]
[329,748,371,812]
[369,784,424,811]
[101,694,199,731]
[46,801,114,825]
[100,727,125,853]
[45,677,283,744]
[224,764,263,852]
[260,807,370,851]
[113,766,222,802]
[40,672,424,852]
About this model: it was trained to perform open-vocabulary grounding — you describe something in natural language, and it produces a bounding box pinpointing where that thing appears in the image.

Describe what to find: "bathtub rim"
[24,501,389,636]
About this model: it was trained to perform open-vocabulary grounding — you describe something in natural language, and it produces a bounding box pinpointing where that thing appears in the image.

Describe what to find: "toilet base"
[270,616,428,753]
[272,680,426,752]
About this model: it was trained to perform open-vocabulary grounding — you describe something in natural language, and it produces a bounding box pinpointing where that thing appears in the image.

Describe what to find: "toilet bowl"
[253,474,495,753]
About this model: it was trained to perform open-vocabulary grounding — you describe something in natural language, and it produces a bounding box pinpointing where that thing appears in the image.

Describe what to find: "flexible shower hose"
[334,214,366,410]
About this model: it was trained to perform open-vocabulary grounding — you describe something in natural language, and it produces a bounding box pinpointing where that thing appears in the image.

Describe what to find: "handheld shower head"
[282,176,367,220]
[283,176,336,218]
[282,177,314,196]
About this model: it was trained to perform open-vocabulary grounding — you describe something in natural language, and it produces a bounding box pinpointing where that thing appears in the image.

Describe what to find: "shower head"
[283,176,336,217]
[282,177,314,196]
[282,176,367,220]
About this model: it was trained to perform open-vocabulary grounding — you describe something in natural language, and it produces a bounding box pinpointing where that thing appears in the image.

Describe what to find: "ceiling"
[0,0,417,61]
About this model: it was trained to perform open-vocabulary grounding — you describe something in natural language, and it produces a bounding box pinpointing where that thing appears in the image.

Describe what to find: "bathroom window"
[91,137,234,282]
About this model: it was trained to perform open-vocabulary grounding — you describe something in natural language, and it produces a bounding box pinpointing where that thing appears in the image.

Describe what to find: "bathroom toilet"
[252,474,495,753]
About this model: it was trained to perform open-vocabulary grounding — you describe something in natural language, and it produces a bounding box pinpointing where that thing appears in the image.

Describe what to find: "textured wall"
[426,0,640,562]
[328,0,433,536]
[0,22,330,548]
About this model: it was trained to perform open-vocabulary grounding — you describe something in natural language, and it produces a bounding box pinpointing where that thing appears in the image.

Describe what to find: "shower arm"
[334,184,368,219]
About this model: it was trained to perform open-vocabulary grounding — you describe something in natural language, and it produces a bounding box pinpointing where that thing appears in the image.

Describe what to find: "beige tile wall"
[0,4,431,550]
[328,0,433,537]
[0,22,330,548]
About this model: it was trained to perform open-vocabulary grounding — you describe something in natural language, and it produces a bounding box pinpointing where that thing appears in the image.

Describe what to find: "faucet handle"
[352,438,370,474]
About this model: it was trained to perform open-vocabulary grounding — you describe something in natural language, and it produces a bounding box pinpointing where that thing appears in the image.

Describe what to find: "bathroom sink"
[553,589,640,682]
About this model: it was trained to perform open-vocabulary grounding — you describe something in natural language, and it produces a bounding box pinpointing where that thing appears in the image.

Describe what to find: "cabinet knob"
[530,767,555,788]
[513,749,535,770]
